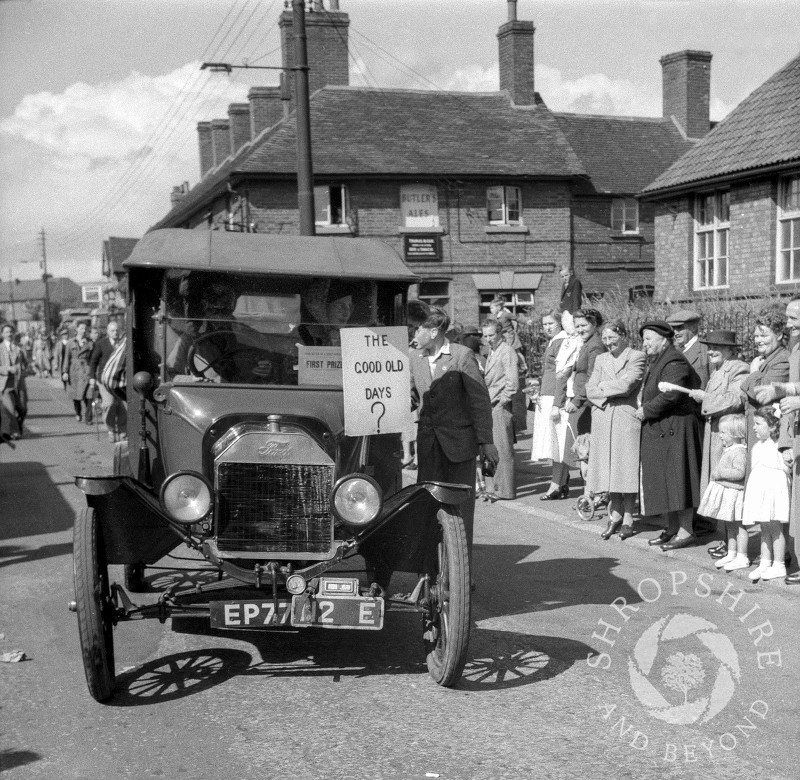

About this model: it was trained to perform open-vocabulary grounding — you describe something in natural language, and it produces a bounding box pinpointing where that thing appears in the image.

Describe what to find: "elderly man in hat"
[634,320,703,549]
[667,309,710,389]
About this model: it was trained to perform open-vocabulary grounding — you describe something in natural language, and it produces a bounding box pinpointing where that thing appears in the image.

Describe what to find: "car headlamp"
[160,471,213,524]
[331,475,382,528]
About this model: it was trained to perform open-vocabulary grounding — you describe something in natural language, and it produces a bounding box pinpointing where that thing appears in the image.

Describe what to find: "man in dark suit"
[558,266,583,314]
[667,309,710,389]
[410,306,498,551]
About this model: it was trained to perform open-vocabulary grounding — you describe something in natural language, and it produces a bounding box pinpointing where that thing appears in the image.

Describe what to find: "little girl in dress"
[741,406,791,580]
[696,414,748,570]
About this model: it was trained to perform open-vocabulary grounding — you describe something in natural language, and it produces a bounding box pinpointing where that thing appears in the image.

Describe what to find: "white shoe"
[715,551,736,568]
[760,563,787,581]
[748,560,772,580]
[724,555,750,572]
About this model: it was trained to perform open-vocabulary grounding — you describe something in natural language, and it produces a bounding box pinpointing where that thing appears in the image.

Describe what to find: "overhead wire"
[55,0,249,242]
[54,0,282,253]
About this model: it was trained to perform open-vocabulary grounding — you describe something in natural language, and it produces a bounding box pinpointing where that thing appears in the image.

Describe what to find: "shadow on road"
[0,462,75,541]
[0,748,42,773]
[0,542,73,569]
[472,543,643,617]
[107,619,589,705]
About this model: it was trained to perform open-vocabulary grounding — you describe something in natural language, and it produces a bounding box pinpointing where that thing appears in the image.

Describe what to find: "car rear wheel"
[423,506,471,687]
[74,507,116,702]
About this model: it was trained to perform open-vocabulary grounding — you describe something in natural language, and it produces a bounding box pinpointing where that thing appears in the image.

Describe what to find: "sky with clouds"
[0,0,798,283]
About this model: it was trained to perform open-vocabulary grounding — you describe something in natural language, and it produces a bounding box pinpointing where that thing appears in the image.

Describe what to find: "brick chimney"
[211,119,231,167]
[228,103,251,153]
[197,121,214,177]
[249,86,284,138]
[497,0,535,106]
[279,0,349,99]
[660,50,712,138]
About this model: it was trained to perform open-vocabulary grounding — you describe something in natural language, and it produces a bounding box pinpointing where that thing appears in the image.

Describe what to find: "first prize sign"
[340,327,410,436]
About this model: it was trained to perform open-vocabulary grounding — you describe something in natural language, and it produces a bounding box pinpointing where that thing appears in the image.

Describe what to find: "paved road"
[1,379,798,779]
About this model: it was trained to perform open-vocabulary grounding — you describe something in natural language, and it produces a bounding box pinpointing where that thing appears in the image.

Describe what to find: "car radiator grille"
[216,463,333,553]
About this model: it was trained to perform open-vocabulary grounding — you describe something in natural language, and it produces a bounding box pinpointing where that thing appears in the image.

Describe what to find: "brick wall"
[652,174,800,303]
[572,196,656,301]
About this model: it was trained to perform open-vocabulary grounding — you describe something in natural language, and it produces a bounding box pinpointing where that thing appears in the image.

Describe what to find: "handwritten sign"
[340,327,411,436]
[297,346,343,386]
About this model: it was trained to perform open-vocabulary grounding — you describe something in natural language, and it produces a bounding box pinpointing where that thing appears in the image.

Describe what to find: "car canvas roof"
[125,229,418,283]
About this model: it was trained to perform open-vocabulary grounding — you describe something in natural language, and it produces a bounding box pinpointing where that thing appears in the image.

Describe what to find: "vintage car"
[71,229,472,701]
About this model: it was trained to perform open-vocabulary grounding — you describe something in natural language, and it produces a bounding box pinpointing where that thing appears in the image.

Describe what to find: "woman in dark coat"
[635,320,703,550]
[62,320,94,423]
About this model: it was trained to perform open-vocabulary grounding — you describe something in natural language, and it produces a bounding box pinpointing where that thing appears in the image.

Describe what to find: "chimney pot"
[507,0,517,22]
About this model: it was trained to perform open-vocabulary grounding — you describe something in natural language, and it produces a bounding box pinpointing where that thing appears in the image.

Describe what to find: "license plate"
[291,595,384,630]
[209,600,293,629]
[208,596,384,630]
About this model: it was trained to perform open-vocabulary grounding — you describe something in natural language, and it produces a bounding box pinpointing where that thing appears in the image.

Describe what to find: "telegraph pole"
[39,228,52,338]
[292,0,315,236]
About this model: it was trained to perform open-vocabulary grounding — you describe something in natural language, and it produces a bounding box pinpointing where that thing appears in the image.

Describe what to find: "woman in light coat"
[586,321,646,539]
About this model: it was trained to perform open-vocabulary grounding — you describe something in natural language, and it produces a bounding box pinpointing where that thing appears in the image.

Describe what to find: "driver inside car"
[167,278,273,383]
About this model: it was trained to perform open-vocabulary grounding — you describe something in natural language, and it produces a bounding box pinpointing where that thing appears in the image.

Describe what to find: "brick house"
[642,52,800,302]
[152,0,699,328]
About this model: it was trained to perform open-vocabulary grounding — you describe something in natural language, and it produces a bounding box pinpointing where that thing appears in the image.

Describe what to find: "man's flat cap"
[666,309,702,326]
[639,320,675,338]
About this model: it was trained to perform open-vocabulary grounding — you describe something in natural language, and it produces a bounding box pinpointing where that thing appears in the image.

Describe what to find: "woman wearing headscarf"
[634,320,703,550]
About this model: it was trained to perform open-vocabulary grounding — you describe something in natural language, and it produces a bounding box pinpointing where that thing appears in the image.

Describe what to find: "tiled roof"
[644,51,800,194]
[103,237,139,276]
[0,277,82,306]
[554,113,695,194]
[153,87,586,228]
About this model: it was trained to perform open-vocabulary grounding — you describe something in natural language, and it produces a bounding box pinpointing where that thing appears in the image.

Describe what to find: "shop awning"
[470,272,542,291]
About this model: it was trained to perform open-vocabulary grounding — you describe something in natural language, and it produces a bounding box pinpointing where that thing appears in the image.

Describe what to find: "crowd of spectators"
[525,296,800,585]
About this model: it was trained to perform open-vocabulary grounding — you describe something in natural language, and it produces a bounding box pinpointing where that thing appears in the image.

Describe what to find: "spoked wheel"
[423,506,471,687]
[74,507,116,702]
[124,563,147,592]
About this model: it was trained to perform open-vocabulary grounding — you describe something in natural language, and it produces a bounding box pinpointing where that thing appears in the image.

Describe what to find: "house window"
[694,190,730,289]
[487,186,522,225]
[314,184,349,226]
[82,285,103,304]
[417,281,450,313]
[611,197,638,233]
[777,174,800,282]
[478,291,534,325]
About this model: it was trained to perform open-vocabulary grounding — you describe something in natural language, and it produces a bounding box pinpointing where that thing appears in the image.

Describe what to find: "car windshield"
[159,270,383,386]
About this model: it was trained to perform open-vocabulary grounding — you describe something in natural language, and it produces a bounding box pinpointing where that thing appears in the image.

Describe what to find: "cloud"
[0,63,247,279]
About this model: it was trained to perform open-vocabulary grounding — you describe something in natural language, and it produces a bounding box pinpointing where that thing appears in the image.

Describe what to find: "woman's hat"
[701,329,740,348]
[639,319,674,338]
